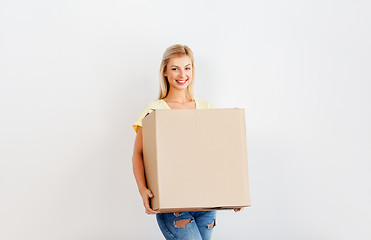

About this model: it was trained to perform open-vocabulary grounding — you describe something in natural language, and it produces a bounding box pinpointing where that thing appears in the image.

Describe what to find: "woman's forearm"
[132,153,147,192]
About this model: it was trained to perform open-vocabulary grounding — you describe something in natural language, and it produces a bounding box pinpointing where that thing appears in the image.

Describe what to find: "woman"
[132,44,243,240]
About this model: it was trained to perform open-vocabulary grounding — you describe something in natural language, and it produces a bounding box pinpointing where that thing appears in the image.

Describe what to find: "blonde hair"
[158,44,195,100]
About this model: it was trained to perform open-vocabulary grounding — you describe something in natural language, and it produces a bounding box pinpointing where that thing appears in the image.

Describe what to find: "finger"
[148,209,158,214]
[144,199,150,210]
[145,208,158,214]
[147,190,154,198]
[143,191,157,213]
[147,205,158,214]
[144,199,158,214]
[147,206,159,214]
[145,209,155,214]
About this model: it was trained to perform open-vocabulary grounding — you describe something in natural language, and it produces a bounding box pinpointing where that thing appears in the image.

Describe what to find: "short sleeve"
[133,103,154,133]
[208,101,215,109]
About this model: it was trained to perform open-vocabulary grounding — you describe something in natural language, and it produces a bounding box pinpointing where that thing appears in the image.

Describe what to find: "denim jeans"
[156,211,217,240]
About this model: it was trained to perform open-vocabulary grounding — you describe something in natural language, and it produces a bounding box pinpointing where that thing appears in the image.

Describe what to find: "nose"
[178,70,187,79]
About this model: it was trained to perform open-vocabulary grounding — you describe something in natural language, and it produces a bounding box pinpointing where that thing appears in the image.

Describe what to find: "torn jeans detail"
[156,211,216,240]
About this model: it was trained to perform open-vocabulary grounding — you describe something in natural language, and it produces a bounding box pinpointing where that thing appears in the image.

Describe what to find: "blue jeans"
[156,211,217,240]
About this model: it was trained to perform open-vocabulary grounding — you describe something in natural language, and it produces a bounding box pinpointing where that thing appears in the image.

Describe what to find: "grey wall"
[1,0,370,239]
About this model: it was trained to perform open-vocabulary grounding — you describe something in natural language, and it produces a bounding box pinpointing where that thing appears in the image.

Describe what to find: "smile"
[176,79,188,84]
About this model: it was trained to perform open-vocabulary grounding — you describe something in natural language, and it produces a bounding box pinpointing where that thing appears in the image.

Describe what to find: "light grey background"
[1,0,370,239]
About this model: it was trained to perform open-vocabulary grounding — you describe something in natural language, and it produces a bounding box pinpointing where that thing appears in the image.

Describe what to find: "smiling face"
[164,55,193,91]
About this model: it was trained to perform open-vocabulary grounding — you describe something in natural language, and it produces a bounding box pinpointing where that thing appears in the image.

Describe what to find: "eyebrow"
[170,64,191,68]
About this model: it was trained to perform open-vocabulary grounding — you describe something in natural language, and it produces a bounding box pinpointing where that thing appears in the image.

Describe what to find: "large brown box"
[142,108,250,213]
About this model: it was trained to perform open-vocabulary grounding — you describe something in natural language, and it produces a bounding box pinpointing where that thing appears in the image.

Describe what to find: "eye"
[185,67,191,70]
[172,68,178,71]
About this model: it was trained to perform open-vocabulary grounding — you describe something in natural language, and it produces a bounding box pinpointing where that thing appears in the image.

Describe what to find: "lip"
[176,79,188,84]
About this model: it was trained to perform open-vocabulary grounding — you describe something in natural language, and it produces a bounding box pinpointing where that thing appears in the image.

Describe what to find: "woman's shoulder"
[132,99,166,133]
[195,99,215,109]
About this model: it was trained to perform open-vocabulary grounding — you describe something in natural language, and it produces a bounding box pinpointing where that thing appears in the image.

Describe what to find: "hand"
[139,188,159,215]
[234,207,244,212]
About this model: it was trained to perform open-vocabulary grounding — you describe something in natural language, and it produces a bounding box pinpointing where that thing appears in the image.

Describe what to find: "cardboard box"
[142,108,250,213]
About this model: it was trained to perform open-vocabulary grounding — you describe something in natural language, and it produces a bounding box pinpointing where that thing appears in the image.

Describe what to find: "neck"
[165,87,193,103]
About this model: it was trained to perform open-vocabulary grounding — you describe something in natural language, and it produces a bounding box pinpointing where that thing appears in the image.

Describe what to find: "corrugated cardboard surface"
[142,108,250,213]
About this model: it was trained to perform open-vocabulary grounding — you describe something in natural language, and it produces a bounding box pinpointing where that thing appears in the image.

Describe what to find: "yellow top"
[132,99,215,133]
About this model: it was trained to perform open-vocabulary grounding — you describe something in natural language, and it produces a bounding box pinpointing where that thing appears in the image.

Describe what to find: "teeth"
[176,79,187,83]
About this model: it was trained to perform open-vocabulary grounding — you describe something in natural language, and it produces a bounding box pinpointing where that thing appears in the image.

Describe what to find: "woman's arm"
[132,126,146,191]
[132,126,158,214]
